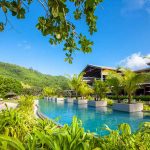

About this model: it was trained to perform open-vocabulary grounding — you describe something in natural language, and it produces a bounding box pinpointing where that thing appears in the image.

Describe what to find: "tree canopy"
[0,0,103,63]
[107,71,123,103]
[0,76,23,97]
[0,62,69,90]
[93,79,109,100]
[122,69,150,104]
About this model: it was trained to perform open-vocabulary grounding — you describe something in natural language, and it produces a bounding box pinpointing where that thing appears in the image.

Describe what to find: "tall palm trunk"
[76,92,78,100]
[128,94,131,104]
[117,94,120,103]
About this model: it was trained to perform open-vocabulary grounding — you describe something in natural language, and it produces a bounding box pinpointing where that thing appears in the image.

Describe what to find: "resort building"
[82,64,150,95]
[82,64,120,85]
[135,67,150,95]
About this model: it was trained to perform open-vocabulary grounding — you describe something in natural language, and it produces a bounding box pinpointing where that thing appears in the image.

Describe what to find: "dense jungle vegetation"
[0,62,69,93]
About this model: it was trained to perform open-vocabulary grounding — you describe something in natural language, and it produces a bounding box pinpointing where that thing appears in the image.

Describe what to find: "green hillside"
[0,62,69,90]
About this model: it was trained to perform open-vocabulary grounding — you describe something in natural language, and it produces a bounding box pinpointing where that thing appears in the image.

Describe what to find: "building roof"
[82,64,150,74]
[82,64,116,73]
[135,67,150,73]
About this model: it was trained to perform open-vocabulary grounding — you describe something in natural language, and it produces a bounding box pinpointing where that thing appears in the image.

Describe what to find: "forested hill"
[0,62,69,90]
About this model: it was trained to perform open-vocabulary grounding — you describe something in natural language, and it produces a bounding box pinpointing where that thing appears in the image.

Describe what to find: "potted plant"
[43,87,56,101]
[78,82,93,104]
[68,73,89,104]
[107,71,123,103]
[113,69,150,112]
[88,79,108,107]
[55,86,64,102]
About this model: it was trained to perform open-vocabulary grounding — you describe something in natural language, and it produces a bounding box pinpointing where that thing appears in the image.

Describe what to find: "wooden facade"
[82,65,118,85]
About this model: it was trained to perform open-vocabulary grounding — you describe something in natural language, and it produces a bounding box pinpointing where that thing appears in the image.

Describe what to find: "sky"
[0,0,150,75]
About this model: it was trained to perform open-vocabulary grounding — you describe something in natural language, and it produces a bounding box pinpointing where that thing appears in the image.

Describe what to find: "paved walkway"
[0,102,18,111]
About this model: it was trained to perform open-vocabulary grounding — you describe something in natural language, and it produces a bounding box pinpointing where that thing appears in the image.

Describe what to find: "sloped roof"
[135,67,150,73]
[82,64,116,73]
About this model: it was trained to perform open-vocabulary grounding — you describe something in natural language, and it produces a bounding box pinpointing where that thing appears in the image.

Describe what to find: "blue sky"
[0,0,150,75]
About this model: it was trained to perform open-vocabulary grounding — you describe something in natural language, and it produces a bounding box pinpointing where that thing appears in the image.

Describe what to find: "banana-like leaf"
[0,135,25,150]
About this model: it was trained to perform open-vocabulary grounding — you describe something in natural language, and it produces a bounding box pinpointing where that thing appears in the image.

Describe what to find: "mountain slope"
[0,62,69,90]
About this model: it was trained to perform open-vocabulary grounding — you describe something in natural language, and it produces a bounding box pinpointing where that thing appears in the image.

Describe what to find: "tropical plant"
[143,105,150,111]
[79,82,93,99]
[43,87,56,97]
[0,95,150,150]
[18,96,35,113]
[108,95,150,102]
[0,76,23,98]
[68,73,85,100]
[0,114,150,150]
[93,79,109,101]
[107,71,123,103]
[54,86,64,97]
[0,108,35,142]
[122,69,150,104]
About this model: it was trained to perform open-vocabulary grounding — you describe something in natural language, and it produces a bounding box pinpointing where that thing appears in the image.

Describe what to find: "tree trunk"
[117,95,120,103]
[128,94,131,104]
[76,92,78,100]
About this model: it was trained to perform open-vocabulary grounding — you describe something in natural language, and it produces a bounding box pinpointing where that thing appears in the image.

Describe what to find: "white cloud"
[120,52,150,70]
[122,0,150,15]
[17,41,31,50]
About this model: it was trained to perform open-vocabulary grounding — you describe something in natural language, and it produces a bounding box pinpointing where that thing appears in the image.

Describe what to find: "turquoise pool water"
[38,100,150,135]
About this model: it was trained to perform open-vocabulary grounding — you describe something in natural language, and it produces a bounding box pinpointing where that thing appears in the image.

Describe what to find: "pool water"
[38,100,150,135]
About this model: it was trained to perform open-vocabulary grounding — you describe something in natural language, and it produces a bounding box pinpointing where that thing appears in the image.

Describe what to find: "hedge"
[108,95,150,101]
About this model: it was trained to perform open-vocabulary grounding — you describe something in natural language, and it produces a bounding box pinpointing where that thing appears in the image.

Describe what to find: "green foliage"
[105,98,114,106]
[0,75,23,98]
[107,71,123,103]
[0,112,150,149]
[0,135,25,150]
[93,79,109,100]
[18,96,35,113]
[0,22,4,31]
[0,0,103,63]
[43,87,56,97]
[122,69,150,104]
[0,62,69,93]
[22,86,43,96]
[0,96,150,149]
[108,95,150,102]
[79,82,93,99]
[0,109,34,142]
[68,73,84,99]
[143,105,150,111]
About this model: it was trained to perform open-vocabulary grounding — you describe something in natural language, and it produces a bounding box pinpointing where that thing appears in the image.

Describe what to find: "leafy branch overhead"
[0,0,103,63]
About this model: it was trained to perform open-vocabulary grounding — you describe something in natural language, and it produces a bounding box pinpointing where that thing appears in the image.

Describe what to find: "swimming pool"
[38,100,150,135]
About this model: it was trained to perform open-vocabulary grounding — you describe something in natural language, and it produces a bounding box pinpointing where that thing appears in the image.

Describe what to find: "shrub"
[0,96,150,149]
[108,95,150,102]
[143,105,150,111]
[105,98,114,106]
[0,116,150,149]
[0,76,23,98]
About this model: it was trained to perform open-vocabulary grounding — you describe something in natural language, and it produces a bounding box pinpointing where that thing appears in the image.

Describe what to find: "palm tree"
[79,82,93,99]
[107,71,123,103]
[93,79,109,101]
[68,73,85,100]
[43,87,56,97]
[122,69,150,104]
